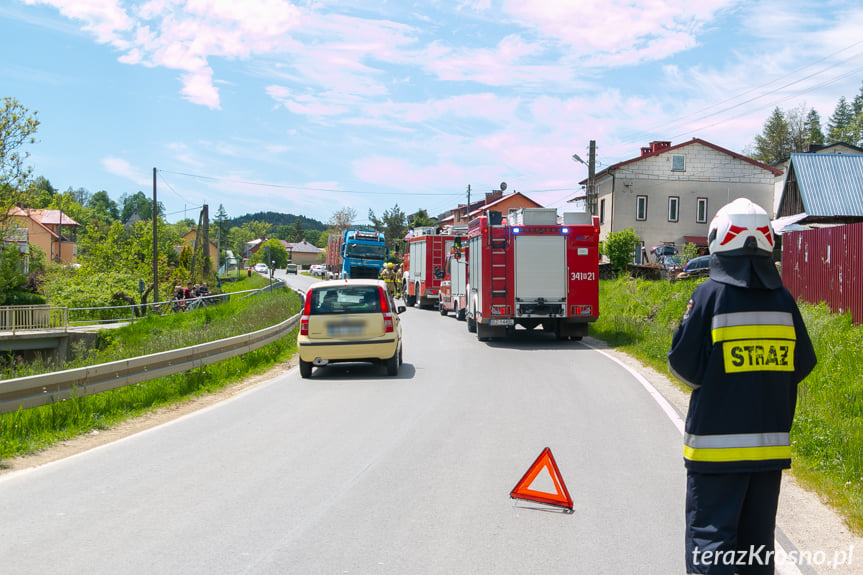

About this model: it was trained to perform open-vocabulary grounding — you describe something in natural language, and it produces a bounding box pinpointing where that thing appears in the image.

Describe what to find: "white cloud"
[102,156,151,186]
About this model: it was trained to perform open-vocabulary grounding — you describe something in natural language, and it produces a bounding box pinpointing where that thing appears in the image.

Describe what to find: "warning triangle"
[510,447,573,510]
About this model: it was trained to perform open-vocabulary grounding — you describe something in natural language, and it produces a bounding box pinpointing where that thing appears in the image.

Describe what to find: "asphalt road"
[0,272,685,574]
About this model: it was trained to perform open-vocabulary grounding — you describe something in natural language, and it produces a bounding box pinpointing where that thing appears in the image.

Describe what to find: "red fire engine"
[403,227,465,308]
[439,239,468,320]
[465,208,600,340]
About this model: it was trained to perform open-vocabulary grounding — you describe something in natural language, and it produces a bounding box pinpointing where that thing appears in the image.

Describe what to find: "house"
[774,153,863,234]
[245,237,323,268]
[285,240,324,267]
[5,207,80,264]
[179,229,218,266]
[438,190,543,228]
[579,139,780,258]
[771,142,863,214]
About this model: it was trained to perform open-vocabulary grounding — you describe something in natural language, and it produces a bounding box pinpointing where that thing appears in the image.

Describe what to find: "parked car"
[297,279,406,377]
[677,255,711,278]
[650,244,678,261]
[658,255,684,274]
[286,263,298,274]
[253,262,268,273]
[309,264,326,277]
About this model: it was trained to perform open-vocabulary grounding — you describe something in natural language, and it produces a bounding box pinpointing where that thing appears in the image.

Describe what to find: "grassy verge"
[0,275,301,463]
[593,276,863,533]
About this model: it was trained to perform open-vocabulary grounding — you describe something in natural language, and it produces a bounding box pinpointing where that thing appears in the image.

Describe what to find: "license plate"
[327,323,364,336]
[489,318,514,326]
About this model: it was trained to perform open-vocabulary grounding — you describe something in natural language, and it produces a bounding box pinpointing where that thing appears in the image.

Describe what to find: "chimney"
[642,141,671,156]
[485,190,503,204]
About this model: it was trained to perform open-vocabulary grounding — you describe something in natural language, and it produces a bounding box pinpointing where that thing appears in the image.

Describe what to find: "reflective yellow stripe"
[712,324,796,344]
[684,445,791,462]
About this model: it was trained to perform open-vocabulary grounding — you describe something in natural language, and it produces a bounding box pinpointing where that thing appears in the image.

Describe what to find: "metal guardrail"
[0,311,300,415]
[0,305,68,335]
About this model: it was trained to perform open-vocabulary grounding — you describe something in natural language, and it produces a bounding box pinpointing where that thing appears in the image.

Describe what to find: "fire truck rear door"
[514,235,566,301]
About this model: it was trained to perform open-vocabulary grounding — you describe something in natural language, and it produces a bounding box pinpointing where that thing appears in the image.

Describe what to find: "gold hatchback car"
[298,279,406,377]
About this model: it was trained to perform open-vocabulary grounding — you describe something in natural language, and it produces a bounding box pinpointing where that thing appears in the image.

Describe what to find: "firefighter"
[379,262,396,297]
[668,198,817,575]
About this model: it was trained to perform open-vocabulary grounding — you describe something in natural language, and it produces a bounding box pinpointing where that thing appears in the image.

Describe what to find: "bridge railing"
[0,305,68,335]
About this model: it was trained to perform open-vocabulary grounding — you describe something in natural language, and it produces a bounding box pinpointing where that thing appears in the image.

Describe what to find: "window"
[636,196,648,221]
[696,197,708,223]
[599,199,606,224]
[672,155,685,171]
[668,196,679,222]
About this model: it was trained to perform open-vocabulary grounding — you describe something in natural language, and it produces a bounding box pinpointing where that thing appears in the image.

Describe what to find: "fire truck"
[439,240,468,320]
[403,226,465,308]
[465,208,600,340]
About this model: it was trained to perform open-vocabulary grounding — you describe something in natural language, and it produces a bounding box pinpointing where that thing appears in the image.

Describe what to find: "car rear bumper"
[298,337,398,362]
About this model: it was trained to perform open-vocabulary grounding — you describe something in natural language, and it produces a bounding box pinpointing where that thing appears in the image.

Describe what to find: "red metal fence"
[782,222,863,324]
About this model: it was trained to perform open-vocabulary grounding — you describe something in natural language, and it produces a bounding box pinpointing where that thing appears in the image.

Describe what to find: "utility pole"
[466,184,471,223]
[152,167,158,305]
[588,140,597,216]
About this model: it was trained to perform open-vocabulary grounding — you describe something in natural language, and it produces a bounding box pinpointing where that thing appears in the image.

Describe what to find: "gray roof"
[791,153,863,217]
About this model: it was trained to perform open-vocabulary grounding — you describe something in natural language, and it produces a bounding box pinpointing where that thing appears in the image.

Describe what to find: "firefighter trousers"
[685,470,782,575]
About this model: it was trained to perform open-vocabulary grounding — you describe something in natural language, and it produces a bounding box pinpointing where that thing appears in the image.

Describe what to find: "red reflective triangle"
[510,447,573,510]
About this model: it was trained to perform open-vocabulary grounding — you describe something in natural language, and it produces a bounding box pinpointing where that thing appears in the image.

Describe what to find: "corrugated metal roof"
[791,153,863,216]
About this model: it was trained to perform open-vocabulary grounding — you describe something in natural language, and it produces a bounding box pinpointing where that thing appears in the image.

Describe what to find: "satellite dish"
[500,182,507,191]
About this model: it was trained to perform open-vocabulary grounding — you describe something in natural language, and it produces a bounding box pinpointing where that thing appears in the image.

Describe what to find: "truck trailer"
[465,208,600,340]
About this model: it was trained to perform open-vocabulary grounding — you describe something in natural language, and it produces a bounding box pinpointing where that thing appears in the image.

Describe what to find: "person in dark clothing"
[668,198,817,575]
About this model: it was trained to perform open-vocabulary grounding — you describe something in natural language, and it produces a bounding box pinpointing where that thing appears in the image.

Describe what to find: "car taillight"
[378,286,390,313]
[378,286,393,332]
[300,291,313,335]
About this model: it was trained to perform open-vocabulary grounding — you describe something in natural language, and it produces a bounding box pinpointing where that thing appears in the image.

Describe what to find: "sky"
[2,0,863,226]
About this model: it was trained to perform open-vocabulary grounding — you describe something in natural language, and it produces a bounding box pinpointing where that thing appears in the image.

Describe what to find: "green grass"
[592,275,863,532]
[0,275,301,463]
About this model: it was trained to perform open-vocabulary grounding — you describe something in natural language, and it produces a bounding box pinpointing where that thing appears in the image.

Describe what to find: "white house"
[580,139,780,259]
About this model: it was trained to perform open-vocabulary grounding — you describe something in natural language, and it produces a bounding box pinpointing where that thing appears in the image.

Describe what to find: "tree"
[804,108,825,148]
[826,96,854,143]
[368,204,408,250]
[120,190,164,222]
[601,227,640,274]
[411,209,436,227]
[0,97,40,221]
[250,238,288,268]
[328,206,357,235]
[87,190,120,221]
[294,217,304,242]
[751,107,791,164]
[0,244,28,303]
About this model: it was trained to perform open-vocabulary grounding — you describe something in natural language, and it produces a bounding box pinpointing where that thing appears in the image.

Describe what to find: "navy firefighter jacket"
[668,279,817,473]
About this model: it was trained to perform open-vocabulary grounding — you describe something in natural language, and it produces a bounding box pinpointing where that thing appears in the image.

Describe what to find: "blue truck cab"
[341,229,388,279]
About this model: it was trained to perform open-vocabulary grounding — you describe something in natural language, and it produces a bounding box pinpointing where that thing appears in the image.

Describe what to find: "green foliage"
[251,238,288,268]
[752,107,791,164]
[0,285,301,459]
[681,242,700,263]
[0,98,40,217]
[368,204,407,253]
[602,227,640,273]
[41,267,141,309]
[0,244,28,300]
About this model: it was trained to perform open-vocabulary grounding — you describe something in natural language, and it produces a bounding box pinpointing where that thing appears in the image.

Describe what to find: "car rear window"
[310,286,381,314]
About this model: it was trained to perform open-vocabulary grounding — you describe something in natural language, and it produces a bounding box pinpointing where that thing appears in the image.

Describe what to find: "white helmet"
[708,198,774,255]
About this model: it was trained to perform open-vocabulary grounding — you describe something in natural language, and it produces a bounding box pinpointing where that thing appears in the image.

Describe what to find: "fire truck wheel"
[476,322,491,341]
[299,359,313,378]
[439,304,447,316]
[405,293,416,307]
[467,313,476,332]
[456,308,465,321]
